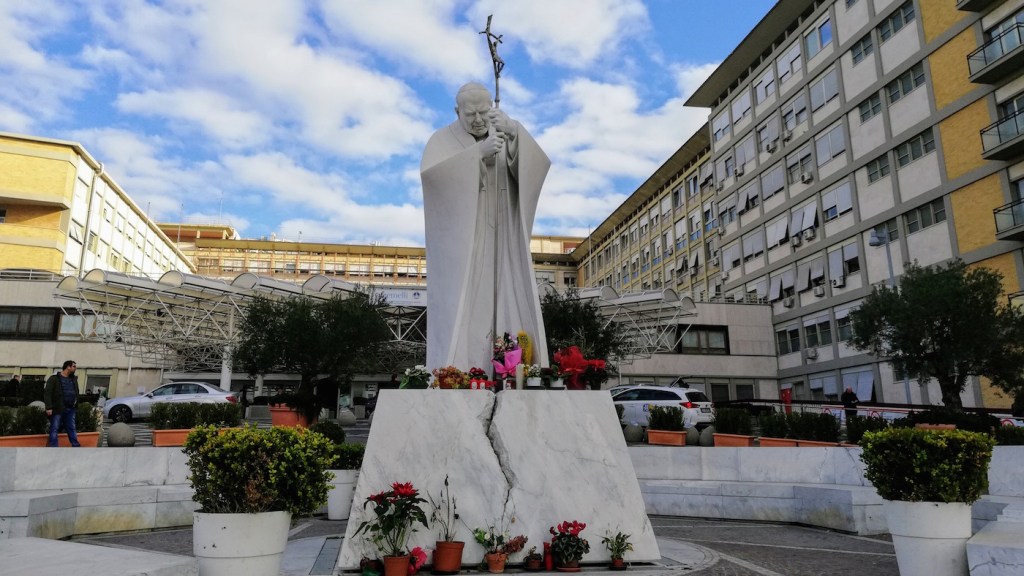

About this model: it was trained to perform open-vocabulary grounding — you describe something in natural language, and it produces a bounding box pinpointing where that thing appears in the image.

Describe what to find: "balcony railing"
[981,109,1024,160]
[956,0,996,12]
[968,23,1024,84]
[993,197,1024,241]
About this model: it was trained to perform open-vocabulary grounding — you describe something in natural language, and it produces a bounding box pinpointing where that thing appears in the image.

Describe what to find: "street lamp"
[868,227,911,405]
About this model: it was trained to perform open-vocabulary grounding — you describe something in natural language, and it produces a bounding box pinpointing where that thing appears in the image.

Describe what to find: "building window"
[0,208,6,223]
[731,90,752,122]
[805,317,833,348]
[782,93,808,130]
[879,1,916,42]
[0,307,59,340]
[866,154,891,183]
[806,18,833,59]
[776,325,801,355]
[875,218,900,242]
[904,198,947,234]
[851,33,874,65]
[755,69,776,104]
[786,145,813,184]
[680,326,730,355]
[858,93,882,122]
[815,123,846,166]
[837,314,854,341]
[809,69,839,111]
[822,183,853,221]
[761,164,785,199]
[886,62,925,104]
[777,42,802,84]
[895,128,936,167]
[713,111,731,142]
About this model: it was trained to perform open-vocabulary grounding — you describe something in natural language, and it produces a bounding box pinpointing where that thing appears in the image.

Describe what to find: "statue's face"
[456,91,492,138]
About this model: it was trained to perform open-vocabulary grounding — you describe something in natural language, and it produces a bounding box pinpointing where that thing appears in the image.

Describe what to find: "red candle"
[543,542,553,570]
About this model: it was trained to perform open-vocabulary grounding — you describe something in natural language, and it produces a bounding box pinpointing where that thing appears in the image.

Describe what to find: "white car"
[103,381,237,423]
[612,386,714,429]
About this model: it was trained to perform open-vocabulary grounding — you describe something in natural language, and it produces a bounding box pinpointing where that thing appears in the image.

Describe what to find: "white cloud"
[0,1,91,129]
[116,89,271,148]
[470,0,649,68]
[319,0,488,83]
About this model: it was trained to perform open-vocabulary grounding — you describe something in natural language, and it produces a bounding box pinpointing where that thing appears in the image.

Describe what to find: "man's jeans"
[47,408,81,447]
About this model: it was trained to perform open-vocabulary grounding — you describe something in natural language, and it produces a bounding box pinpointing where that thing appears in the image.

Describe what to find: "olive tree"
[850,260,1024,409]
[541,288,628,364]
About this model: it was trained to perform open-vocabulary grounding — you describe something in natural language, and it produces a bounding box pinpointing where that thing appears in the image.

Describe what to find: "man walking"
[43,360,80,447]
[840,386,859,424]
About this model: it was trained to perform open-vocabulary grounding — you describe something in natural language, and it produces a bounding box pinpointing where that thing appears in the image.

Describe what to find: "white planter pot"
[526,377,542,388]
[883,500,972,576]
[194,511,291,576]
[550,378,564,389]
[327,470,359,520]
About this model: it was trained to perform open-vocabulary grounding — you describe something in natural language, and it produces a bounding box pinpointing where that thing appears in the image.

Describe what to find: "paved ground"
[72,515,898,575]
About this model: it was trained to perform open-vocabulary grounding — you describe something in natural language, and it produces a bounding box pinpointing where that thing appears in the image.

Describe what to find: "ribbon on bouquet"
[492,348,523,379]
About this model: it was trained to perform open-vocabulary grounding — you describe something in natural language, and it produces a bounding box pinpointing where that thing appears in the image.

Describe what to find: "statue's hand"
[488,109,515,138]
[482,130,504,165]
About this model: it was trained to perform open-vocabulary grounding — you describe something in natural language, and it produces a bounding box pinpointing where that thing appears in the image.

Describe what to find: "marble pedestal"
[337,390,659,569]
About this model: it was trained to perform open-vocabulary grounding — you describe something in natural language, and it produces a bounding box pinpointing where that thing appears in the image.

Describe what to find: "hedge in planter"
[648,405,684,431]
[994,425,1024,446]
[151,402,243,430]
[860,428,994,503]
[712,407,752,435]
[846,415,888,445]
[758,412,789,438]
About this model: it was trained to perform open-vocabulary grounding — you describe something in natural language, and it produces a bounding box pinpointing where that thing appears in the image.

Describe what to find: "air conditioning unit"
[711,257,720,267]
[735,166,745,177]
[765,141,778,153]
[813,285,826,297]
[722,269,730,281]
[800,172,814,184]
[715,182,725,191]
[832,275,846,288]
[802,228,816,241]
[718,225,726,236]
[782,296,795,308]
[790,235,802,247]
[690,267,699,276]
[783,129,793,142]
[805,348,818,360]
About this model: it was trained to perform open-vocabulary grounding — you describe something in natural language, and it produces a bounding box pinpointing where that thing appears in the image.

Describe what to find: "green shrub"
[12,406,48,435]
[335,443,365,470]
[647,405,685,431]
[995,425,1024,445]
[184,425,337,515]
[792,412,840,442]
[907,407,1000,434]
[712,407,752,435]
[310,420,346,445]
[0,396,22,408]
[759,412,789,438]
[860,428,994,504]
[76,402,101,433]
[150,402,242,430]
[0,407,13,435]
[846,415,889,445]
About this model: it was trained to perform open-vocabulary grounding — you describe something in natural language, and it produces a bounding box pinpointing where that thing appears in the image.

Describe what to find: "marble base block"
[337,390,659,569]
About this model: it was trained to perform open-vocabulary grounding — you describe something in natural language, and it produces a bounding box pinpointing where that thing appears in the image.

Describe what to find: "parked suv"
[612,386,713,429]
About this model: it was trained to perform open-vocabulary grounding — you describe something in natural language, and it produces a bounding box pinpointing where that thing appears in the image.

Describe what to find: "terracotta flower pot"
[383,554,411,576]
[484,552,507,574]
[610,558,626,570]
[524,558,544,571]
[268,405,311,428]
[432,541,464,574]
[556,558,580,572]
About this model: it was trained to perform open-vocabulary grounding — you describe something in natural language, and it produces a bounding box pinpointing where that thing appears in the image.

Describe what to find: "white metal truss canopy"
[540,285,697,362]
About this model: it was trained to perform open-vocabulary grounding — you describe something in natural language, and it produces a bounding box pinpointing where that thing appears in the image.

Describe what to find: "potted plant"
[541,366,564,389]
[757,411,795,447]
[0,403,101,447]
[354,481,430,576]
[711,406,754,447]
[431,366,467,389]
[401,365,431,389]
[601,531,632,570]
[525,365,543,388]
[310,420,364,520]
[467,367,489,389]
[473,522,527,574]
[860,428,995,576]
[549,520,589,571]
[522,547,543,571]
[646,405,686,446]
[184,425,336,576]
[428,475,464,574]
[150,402,242,447]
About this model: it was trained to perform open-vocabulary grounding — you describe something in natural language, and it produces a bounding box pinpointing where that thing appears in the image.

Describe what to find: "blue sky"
[0,1,775,246]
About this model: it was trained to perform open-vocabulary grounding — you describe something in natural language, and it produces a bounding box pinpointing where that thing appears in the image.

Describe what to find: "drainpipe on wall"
[77,162,104,275]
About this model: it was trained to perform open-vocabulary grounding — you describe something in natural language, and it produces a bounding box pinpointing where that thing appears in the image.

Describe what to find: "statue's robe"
[421,119,550,372]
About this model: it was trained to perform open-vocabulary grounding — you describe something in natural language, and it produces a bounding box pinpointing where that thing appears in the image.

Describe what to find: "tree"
[541,288,628,367]
[850,260,1024,409]
[232,290,392,419]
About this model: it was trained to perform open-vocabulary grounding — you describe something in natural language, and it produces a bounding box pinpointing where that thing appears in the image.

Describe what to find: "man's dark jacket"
[43,374,78,412]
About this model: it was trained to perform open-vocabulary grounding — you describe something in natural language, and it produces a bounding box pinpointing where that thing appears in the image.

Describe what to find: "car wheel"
[110,405,132,423]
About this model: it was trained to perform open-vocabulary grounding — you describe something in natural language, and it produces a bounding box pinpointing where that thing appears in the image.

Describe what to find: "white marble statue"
[421,82,549,372]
